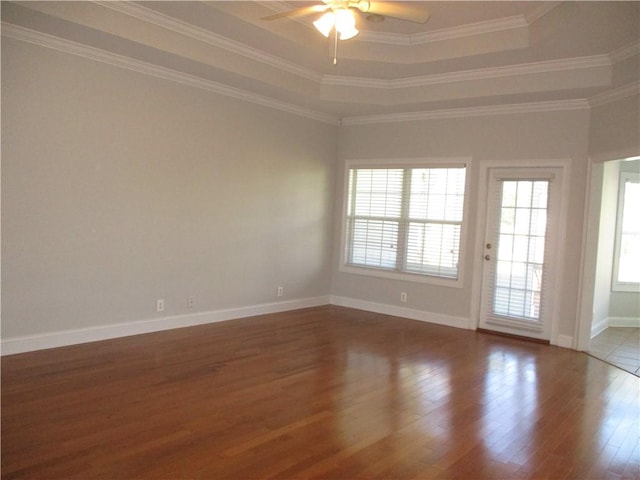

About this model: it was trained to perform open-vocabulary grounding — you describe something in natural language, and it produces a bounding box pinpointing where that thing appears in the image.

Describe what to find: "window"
[342,163,467,285]
[612,170,640,291]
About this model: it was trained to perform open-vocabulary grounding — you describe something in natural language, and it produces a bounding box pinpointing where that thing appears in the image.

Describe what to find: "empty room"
[1,1,639,479]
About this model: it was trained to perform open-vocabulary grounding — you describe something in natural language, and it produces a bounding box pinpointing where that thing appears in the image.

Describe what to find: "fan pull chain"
[333,28,338,64]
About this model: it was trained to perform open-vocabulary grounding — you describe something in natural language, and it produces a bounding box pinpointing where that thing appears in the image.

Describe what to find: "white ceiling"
[3,1,639,123]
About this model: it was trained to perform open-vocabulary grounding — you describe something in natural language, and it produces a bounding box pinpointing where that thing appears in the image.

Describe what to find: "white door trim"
[574,159,599,351]
[469,159,572,346]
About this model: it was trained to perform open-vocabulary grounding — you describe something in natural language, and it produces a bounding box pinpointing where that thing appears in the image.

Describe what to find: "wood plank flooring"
[2,306,639,479]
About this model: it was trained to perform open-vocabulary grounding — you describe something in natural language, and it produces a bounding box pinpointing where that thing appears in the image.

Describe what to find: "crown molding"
[349,1,562,47]
[2,23,339,125]
[359,15,528,46]
[323,55,612,89]
[340,99,590,126]
[589,82,640,108]
[524,1,562,24]
[93,1,322,83]
[609,41,640,63]
[63,1,621,96]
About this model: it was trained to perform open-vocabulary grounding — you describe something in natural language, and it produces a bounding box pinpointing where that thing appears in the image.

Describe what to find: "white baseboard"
[3,294,589,356]
[329,295,469,330]
[591,316,640,338]
[591,316,609,338]
[553,334,574,349]
[0,296,330,356]
[609,316,640,328]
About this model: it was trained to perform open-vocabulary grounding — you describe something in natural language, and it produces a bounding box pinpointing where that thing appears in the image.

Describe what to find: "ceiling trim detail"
[340,99,590,126]
[610,41,640,63]
[359,15,528,46]
[1,23,339,125]
[3,18,630,128]
[94,1,322,82]
[89,0,628,96]
[589,82,640,108]
[83,0,630,92]
[323,55,612,89]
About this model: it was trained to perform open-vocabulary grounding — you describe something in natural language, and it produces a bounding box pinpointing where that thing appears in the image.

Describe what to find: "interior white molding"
[323,55,611,89]
[94,0,323,83]
[1,291,581,356]
[330,296,470,330]
[1,23,339,125]
[609,40,640,63]
[0,296,332,356]
[4,22,612,128]
[609,317,640,328]
[554,335,575,349]
[591,317,609,338]
[589,82,640,107]
[359,15,527,46]
[340,99,590,125]
[591,316,640,338]
[88,1,610,92]
[524,1,562,24]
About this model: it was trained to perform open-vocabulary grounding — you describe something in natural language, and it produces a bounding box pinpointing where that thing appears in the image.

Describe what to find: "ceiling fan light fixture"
[314,7,358,40]
[313,11,335,37]
[334,8,356,31]
[335,8,359,39]
[339,26,359,40]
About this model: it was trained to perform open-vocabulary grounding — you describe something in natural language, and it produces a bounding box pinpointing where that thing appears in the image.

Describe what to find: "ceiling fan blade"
[355,1,430,23]
[261,4,329,21]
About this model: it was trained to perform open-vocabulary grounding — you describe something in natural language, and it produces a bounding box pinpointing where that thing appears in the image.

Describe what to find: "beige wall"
[2,34,638,349]
[333,110,591,341]
[589,94,640,163]
[1,38,338,338]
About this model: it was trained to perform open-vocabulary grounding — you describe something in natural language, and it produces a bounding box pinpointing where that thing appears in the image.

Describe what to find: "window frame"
[339,158,471,288]
[612,170,640,292]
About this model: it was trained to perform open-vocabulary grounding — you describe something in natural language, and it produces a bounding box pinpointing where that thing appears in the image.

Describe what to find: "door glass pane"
[492,180,549,320]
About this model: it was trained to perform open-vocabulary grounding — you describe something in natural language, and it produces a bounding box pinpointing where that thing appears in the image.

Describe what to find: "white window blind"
[613,171,640,290]
[345,166,466,281]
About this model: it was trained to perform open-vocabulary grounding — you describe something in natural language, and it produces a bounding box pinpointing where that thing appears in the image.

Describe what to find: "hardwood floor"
[2,306,639,479]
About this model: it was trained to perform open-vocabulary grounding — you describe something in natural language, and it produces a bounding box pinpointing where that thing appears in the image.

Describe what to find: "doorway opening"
[584,157,640,376]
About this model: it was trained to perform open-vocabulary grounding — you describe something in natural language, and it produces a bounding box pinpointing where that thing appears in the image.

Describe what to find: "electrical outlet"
[400,292,407,303]
[277,286,284,297]
[188,295,195,309]
[156,298,165,312]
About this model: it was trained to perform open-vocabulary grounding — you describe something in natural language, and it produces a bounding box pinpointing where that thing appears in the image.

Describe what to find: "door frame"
[469,159,572,347]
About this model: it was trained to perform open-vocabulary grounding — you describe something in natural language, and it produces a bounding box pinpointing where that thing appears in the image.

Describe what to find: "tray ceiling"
[2,1,638,123]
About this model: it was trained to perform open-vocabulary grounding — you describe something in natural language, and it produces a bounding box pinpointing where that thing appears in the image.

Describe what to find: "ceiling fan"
[261,0,431,26]
[261,1,430,63]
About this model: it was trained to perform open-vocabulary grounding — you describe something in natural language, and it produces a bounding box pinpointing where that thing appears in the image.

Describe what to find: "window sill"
[612,284,640,293]
[339,264,464,288]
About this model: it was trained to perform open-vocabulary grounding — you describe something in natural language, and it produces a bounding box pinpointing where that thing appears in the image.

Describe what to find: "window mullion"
[346,169,358,264]
[397,169,412,273]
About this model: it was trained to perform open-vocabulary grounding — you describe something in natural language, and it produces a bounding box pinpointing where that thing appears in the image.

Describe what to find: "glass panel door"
[479,168,562,340]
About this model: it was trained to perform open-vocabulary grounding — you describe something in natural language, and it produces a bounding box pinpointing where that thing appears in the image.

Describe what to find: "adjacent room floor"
[589,327,640,376]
